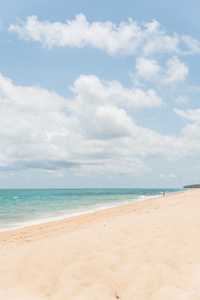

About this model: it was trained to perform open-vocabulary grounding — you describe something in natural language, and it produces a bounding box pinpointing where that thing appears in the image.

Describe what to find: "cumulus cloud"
[9,14,144,55]
[0,72,159,177]
[70,74,162,109]
[134,56,189,85]
[0,73,76,164]
[174,109,200,154]
[135,57,160,81]
[162,56,189,84]
[69,75,162,140]
[9,14,200,56]
[1,72,200,179]
[181,123,200,139]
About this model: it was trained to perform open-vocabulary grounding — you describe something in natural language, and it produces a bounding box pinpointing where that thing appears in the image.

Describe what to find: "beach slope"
[0,189,200,299]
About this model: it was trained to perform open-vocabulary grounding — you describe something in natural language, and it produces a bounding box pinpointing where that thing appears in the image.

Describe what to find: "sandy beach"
[0,189,200,299]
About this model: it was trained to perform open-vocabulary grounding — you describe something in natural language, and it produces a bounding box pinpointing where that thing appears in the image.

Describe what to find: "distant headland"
[183,184,200,188]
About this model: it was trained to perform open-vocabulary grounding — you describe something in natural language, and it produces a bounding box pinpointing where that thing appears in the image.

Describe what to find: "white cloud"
[181,123,200,139]
[174,108,200,123]
[9,14,142,55]
[142,20,180,56]
[72,156,150,177]
[174,109,200,154]
[0,73,76,163]
[70,74,162,109]
[162,56,189,84]
[135,57,160,80]
[0,73,67,113]
[134,56,188,86]
[69,75,162,140]
[1,72,200,180]
[0,72,162,178]
[181,35,200,55]
[9,14,200,56]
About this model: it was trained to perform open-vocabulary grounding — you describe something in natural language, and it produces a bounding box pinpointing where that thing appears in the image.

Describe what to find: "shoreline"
[0,189,184,237]
[0,188,183,234]
[1,188,199,300]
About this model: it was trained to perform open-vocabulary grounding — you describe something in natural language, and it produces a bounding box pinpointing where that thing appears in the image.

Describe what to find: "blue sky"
[0,0,200,188]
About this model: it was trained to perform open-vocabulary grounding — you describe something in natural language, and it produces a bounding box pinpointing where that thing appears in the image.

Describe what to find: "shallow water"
[0,188,182,232]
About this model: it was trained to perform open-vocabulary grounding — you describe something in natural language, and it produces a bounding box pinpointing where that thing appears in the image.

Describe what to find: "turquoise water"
[0,188,182,232]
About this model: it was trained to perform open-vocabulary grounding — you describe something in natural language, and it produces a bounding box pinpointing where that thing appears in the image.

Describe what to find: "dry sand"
[0,189,200,299]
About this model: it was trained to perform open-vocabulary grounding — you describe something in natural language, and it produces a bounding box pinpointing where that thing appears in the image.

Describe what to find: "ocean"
[0,188,182,232]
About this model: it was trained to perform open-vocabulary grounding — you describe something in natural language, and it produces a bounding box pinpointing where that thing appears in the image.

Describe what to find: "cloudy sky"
[0,0,200,188]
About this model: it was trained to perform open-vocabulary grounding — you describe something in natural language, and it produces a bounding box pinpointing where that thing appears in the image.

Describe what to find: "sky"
[0,0,200,188]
